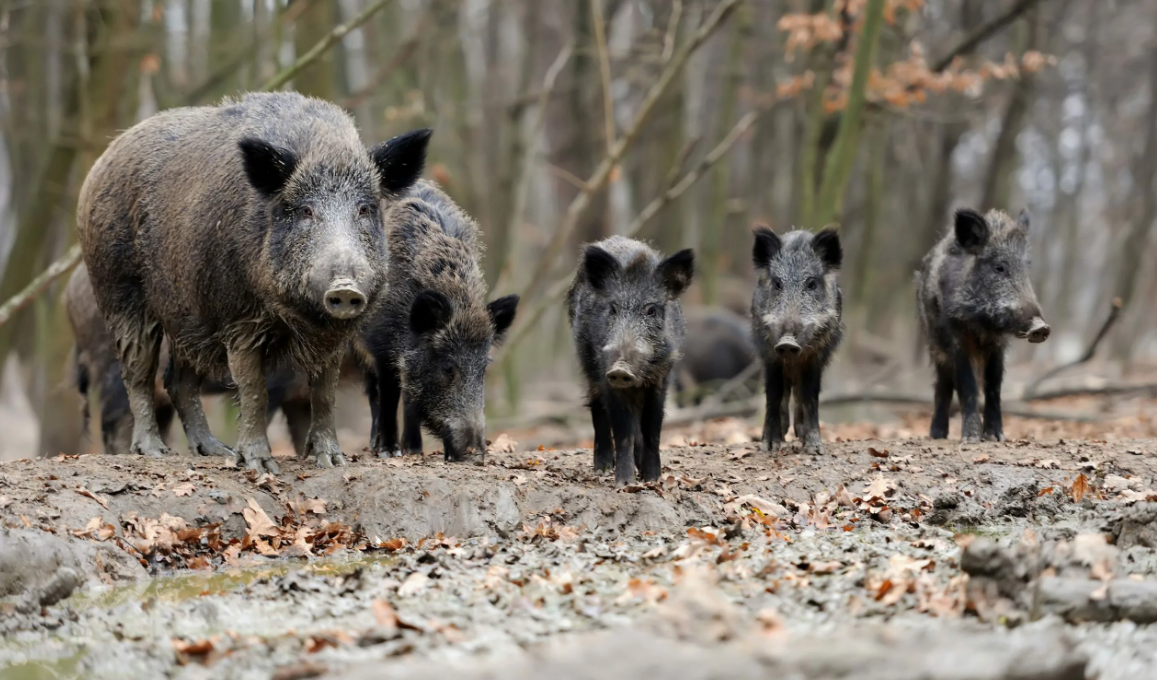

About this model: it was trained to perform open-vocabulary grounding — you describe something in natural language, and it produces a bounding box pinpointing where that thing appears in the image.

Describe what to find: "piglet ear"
[487,294,519,343]
[370,128,433,197]
[409,289,452,336]
[752,226,781,269]
[582,245,620,292]
[1016,208,1031,231]
[657,248,695,298]
[954,208,989,251]
[239,138,298,198]
[811,228,842,270]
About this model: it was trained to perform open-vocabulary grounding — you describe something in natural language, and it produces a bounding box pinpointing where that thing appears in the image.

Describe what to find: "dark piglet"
[76,91,430,472]
[568,236,694,486]
[360,180,518,462]
[674,306,757,407]
[64,262,350,457]
[916,207,1050,442]
[751,226,844,455]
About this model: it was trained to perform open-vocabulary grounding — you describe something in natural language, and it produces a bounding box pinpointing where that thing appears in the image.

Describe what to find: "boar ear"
[370,128,432,196]
[1016,208,1031,231]
[582,245,620,292]
[953,208,989,250]
[239,138,298,198]
[811,228,842,270]
[657,249,695,297]
[409,289,452,336]
[752,226,781,269]
[487,294,520,343]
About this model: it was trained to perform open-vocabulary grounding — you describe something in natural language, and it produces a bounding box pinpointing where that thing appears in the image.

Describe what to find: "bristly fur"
[75,90,429,469]
[361,179,518,462]
[567,235,693,486]
[750,226,844,456]
[915,207,1049,443]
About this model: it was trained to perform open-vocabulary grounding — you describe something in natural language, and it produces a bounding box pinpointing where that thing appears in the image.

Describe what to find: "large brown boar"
[916,208,1051,443]
[75,91,430,472]
[359,180,518,462]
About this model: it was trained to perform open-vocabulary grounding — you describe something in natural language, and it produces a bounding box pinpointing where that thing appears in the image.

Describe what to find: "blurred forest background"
[0,0,1154,460]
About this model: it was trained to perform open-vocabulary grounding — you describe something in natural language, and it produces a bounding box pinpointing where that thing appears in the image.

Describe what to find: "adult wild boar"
[674,305,757,407]
[75,91,431,472]
[751,226,843,455]
[567,236,694,486]
[916,207,1050,442]
[360,180,518,462]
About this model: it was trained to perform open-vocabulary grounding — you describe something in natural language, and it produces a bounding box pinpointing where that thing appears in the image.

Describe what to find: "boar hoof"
[801,440,823,456]
[961,433,981,444]
[761,437,784,454]
[982,430,1006,443]
[191,437,234,459]
[309,436,346,468]
[374,447,402,459]
[131,435,172,458]
[237,440,280,473]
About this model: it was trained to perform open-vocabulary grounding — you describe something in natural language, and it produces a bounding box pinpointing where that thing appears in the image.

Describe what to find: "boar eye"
[994,263,1007,274]
[644,303,661,318]
[358,203,373,217]
[772,277,783,291]
[609,303,619,316]
[806,277,819,291]
[300,205,314,218]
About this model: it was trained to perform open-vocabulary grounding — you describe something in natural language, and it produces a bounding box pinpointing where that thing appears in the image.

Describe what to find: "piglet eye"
[300,205,314,218]
[994,263,1007,274]
[358,203,373,217]
[806,277,819,291]
[609,303,619,316]
[644,303,661,317]
[772,277,783,291]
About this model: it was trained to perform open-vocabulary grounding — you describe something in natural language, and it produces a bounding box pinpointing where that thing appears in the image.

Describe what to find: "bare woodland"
[0,0,1152,457]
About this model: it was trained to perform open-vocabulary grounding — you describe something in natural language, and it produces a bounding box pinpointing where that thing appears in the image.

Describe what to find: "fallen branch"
[1025,297,1123,396]
[0,244,80,327]
[510,0,741,305]
[495,103,768,361]
[1023,382,1157,402]
[0,4,395,328]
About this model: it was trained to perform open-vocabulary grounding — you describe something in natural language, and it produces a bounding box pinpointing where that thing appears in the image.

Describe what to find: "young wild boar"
[751,226,843,455]
[76,91,430,472]
[673,306,757,407]
[916,208,1050,442]
[360,180,518,462]
[567,236,694,486]
[65,261,322,457]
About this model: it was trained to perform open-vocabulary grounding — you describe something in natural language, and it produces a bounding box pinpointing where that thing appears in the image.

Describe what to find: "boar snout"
[444,418,486,464]
[606,360,640,389]
[323,280,367,319]
[1017,316,1051,344]
[774,335,803,358]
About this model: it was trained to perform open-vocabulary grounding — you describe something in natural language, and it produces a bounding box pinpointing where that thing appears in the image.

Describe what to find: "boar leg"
[605,390,637,487]
[953,348,982,443]
[305,358,346,468]
[589,391,615,473]
[981,349,1005,442]
[280,398,312,459]
[761,361,787,453]
[930,361,954,439]
[113,317,171,458]
[371,362,404,457]
[225,348,280,473]
[401,398,424,455]
[364,371,380,446]
[793,361,823,455]
[639,384,666,482]
[165,357,234,458]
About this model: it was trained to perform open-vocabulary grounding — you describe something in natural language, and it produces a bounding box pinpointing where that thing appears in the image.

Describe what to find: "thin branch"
[261,0,397,92]
[512,0,741,305]
[662,135,702,188]
[0,244,80,327]
[341,5,435,110]
[1025,297,1123,396]
[661,0,683,63]
[590,0,616,155]
[495,101,768,362]
[930,0,1049,73]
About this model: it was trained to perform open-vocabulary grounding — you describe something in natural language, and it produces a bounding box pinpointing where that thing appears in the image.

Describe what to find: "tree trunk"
[292,0,336,99]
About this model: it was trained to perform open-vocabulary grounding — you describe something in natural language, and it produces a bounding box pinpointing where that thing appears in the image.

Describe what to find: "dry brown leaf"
[187,556,213,571]
[243,498,279,540]
[284,526,313,558]
[808,560,843,574]
[863,476,896,500]
[172,482,195,497]
[755,607,787,637]
[0,495,11,509]
[489,433,518,453]
[1071,473,1089,503]
[222,543,244,567]
[372,599,399,629]
[76,487,109,509]
[614,578,668,605]
[868,447,889,458]
[972,454,990,464]
[398,571,429,597]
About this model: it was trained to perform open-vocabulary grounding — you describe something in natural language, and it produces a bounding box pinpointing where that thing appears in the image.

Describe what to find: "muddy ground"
[2,413,1157,679]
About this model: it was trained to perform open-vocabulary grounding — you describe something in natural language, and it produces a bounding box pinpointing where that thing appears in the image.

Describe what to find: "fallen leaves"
[76,486,109,509]
[397,572,430,598]
[172,482,195,497]
[1071,473,1089,503]
[489,433,518,453]
[243,498,279,540]
[865,554,936,607]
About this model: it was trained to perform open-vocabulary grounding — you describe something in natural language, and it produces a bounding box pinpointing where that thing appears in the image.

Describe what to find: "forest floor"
[2,403,1157,679]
